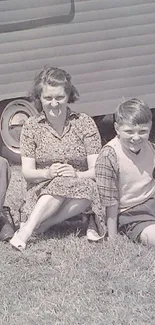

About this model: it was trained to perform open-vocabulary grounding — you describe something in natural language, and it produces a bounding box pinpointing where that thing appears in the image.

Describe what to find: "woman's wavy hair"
[29,66,79,112]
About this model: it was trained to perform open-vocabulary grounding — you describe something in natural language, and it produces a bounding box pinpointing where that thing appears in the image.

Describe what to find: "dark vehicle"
[1,0,155,162]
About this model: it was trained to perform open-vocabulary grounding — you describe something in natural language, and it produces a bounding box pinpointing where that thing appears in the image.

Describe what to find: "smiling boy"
[95,98,155,245]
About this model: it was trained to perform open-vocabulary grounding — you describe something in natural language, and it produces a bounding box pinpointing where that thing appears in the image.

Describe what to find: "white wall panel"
[0,0,155,115]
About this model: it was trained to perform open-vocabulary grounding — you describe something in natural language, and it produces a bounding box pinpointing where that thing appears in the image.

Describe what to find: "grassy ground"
[0,166,155,325]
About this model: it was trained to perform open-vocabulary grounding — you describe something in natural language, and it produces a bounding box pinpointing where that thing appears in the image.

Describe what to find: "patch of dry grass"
[0,166,155,325]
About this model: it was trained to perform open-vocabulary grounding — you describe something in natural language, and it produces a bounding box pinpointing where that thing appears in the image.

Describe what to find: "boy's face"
[114,121,152,153]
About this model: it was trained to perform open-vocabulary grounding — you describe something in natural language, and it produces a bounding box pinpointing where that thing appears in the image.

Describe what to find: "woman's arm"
[21,157,51,183]
[55,154,98,179]
[76,154,98,179]
[20,118,49,184]
[75,114,102,179]
[22,157,64,184]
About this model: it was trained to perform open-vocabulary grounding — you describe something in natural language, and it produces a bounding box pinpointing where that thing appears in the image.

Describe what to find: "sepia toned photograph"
[0,1,155,324]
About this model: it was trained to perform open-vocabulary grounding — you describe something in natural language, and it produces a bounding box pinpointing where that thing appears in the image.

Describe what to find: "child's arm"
[106,204,118,238]
[95,145,119,239]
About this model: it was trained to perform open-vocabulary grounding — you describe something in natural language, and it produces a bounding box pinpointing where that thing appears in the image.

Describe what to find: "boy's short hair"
[115,98,152,125]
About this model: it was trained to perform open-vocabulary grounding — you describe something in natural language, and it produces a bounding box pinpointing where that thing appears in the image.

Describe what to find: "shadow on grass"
[30,219,88,245]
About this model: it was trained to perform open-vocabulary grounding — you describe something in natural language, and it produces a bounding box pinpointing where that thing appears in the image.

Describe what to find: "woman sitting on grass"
[10,66,104,251]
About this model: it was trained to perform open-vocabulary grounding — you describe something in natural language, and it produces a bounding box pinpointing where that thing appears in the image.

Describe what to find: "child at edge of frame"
[95,97,155,246]
[0,157,14,241]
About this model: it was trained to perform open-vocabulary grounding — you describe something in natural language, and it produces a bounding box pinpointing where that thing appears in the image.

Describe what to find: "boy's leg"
[118,197,155,245]
[0,157,14,241]
[140,225,155,246]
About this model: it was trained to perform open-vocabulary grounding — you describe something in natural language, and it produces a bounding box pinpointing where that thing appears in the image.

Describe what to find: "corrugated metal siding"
[0,0,155,115]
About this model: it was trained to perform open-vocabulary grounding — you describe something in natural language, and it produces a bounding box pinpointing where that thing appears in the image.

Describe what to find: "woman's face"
[40,84,69,118]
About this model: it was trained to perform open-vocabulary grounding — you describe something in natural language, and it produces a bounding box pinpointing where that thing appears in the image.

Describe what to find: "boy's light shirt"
[105,136,155,212]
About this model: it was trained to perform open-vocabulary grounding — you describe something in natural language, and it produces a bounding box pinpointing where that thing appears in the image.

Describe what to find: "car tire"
[0,98,37,164]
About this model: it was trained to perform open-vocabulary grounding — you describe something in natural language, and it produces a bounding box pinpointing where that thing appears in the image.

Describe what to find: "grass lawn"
[0,166,155,325]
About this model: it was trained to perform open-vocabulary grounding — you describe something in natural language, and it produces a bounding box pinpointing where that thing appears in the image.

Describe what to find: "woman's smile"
[48,106,61,117]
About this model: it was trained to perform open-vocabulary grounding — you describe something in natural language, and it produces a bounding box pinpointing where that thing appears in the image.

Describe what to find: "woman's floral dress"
[20,108,105,235]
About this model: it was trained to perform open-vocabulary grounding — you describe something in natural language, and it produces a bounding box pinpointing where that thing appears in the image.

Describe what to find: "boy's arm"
[106,204,118,238]
[95,146,119,238]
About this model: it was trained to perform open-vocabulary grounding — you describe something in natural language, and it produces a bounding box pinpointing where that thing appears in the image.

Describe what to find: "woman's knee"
[38,194,64,206]
[73,198,90,209]
[140,224,155,246]
[81,198,90,207]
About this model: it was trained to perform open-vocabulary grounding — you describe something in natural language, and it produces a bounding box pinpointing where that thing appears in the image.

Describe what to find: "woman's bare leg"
[37,198,90,233]
[140,224,155,246]
[13,194,65,243]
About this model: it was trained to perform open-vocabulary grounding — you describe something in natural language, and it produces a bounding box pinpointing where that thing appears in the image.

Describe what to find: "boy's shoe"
[87,214,105,242]
[3,206,16,230]
[87,229,104,241]
[0,217,14,241]
[0,209,14,241]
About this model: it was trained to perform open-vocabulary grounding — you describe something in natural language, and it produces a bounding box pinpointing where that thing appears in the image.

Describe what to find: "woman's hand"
[56,164,77,177]
[49,163,63,178]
